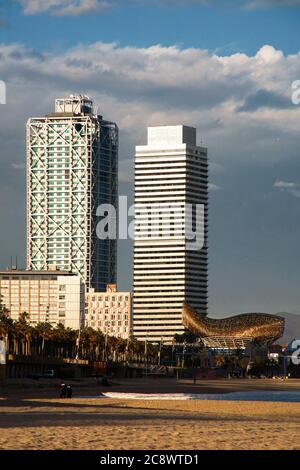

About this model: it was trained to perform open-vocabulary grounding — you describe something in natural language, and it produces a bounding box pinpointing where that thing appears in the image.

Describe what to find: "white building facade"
[27,95,118,291]
[85,284,131,339]
[133,126,208,343]
[0,269,85,330]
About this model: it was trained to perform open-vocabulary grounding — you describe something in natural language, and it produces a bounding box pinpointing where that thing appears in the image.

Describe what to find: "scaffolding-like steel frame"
[27,104,118,291]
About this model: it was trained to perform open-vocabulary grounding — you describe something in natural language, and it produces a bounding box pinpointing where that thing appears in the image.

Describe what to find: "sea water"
[98,391,300,402]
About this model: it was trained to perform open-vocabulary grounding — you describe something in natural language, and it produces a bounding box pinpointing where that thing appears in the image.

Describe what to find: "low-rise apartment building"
[85,284,131,339]
[0,268,85,330]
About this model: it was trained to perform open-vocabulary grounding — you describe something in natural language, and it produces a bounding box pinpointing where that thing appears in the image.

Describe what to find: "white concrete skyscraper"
[27,95,118,291]
[133,125,208,343]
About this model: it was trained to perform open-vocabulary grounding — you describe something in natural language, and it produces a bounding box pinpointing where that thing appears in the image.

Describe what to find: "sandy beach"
[1,378,300,450]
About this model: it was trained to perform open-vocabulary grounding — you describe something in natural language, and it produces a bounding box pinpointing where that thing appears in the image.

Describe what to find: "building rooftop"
[87,284,131,295]
[55,94,93,115]
[147,125,196,146]
[0,269,77,276]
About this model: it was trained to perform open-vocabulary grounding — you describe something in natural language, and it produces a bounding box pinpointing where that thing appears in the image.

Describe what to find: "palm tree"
[51,324,77,358]
[127,336,140,362]
[114,337,127,362]
[147,342,159,364]
[79,327,104,360]
[11,312,33,355]
[33,321,53,356]
[107,335,119,361]
[1,309,163,368]
[0,299,13,353]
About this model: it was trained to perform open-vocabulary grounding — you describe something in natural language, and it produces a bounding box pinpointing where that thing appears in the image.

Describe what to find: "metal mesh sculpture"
[182,303,285,346]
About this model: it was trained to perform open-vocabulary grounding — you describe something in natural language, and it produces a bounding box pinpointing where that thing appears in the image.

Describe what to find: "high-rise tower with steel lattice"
[27,95,118,291]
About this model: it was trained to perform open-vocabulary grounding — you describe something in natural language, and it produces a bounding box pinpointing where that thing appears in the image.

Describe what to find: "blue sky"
[0,0,300,316]
[2,1,300,55]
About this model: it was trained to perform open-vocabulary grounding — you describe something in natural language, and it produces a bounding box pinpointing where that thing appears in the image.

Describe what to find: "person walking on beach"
[60,383,67,398]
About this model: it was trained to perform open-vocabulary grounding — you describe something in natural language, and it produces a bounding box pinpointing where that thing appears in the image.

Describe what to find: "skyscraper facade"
[27,95,118,291]
[133,125,208,343]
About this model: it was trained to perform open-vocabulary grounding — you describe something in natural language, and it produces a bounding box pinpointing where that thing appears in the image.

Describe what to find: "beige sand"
[1,379,300,450]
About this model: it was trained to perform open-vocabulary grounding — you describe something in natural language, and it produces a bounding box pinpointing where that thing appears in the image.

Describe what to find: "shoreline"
[2,377,300,398]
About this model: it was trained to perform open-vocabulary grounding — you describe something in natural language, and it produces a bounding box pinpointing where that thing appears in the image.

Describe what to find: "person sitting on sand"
[60,383,67,398]
[66,385,73,398]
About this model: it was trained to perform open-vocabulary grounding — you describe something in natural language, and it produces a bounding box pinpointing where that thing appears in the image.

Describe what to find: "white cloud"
[274,180,300,198]
[255,44,284,64]
[15,0,300,16]
[17,0,110,16]
[274,180,297,189]
[247,0,300,8]
[11,163,25,170]
[0,41,300,187]
[208,183,222,191]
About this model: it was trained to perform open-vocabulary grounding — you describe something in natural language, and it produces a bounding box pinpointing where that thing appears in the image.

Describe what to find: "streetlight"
[158,336,164,367]
[75,312,82,360]
[182,340,186,369]
[105,333,108,362]
[144,336,148,376]
[171,339,175,366]
[40,305,49,375]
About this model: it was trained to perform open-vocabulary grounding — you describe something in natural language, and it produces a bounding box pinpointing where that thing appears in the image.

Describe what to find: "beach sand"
[1,379,300,450]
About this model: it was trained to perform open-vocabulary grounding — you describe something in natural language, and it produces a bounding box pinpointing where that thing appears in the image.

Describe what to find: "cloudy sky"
[0,0,300,316]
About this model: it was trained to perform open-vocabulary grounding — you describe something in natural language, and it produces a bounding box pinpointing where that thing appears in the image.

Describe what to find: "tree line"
[0,304,159,364]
